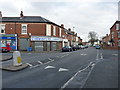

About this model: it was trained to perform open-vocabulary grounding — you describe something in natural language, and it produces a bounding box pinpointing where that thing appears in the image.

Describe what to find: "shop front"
[31,36,62,52]
[0,34,17,50]
[62,39,69,47]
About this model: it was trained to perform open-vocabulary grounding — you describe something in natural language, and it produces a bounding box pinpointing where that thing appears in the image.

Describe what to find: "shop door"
[47,42,50,51]
[51,42,56,51]
[20,38,29,50]
[35,42,43,51]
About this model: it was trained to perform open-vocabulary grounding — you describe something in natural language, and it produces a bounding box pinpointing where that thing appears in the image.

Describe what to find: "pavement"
[1,64,29,72]
[0,54,13,62]
[1,47,118,89]
[0,53,28,71]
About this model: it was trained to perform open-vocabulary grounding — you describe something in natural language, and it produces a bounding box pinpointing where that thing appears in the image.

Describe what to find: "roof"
[2,16,51,23]
[2,16,79,36]
[2,16,63,28]
[110,20,120,29]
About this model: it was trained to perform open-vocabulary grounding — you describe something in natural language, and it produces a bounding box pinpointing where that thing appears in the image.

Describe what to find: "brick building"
[0,11,82,51]
[102,21,120,49]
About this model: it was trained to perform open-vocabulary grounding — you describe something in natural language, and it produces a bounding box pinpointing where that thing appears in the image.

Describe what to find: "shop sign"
[0,34,17,39]
[31,36,62,41]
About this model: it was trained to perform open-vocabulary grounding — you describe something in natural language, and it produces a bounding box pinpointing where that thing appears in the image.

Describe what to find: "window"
[111,32,114,38]
[46,24,51,36]
[116,24,119,30]
[59,28,61,37]
[53,26,56,36]
[0,24,5,34]
[118,40,120,47]
[21,24,27,34]
[118,31,120,38]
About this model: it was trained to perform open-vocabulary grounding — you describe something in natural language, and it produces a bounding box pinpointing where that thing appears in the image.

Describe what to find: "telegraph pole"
[118,1,120,20]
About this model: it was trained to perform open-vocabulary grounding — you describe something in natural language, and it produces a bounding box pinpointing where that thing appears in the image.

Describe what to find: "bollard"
[13,51,22,66]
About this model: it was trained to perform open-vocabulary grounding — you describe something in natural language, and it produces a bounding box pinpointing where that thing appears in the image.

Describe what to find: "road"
[1,47,118,89]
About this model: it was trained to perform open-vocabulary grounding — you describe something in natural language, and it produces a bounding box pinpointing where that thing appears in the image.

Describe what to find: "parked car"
[62,46,72,52]
[0,47,11,53]
[95,45,101,49]
[76,45,81,50]
[84,45,88,48]
[80,45,85,49]
[71,45,77,51]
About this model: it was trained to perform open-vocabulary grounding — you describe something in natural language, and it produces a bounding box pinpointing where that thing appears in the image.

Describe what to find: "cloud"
[0,0,119,41]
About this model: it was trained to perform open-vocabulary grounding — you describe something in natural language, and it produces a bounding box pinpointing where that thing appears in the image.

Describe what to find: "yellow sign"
[17,57,21,63]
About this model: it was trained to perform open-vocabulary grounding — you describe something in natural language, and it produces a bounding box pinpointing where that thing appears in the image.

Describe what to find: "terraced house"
[102,21,120,50]
[0,11,82,51]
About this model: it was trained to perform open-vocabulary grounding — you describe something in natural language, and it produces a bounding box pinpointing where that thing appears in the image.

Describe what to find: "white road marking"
[38,61,43,64]
[30,64,39,69]
[26,63,33,67]
[44,65,56,69]
[112,54,118,56]
[44,60,54,64]
[48,58,54,61]
[58,68,69,72]
[61,54,69,58]
[100,53,103,59]
[80,54,87,56]
[60,62,93,89]
[96,50,99,60]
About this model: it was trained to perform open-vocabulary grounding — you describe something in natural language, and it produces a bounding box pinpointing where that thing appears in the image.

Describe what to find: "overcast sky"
[0,0,119,41]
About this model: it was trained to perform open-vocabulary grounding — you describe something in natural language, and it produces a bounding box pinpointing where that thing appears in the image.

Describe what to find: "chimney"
[106,34,108,36]
[0,11,2,18]
[68,28,71,31]
[61,24,64,28]
[20,11,24,19]
[76,33,77,36]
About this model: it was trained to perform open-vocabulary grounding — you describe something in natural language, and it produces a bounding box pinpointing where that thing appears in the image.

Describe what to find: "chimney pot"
[20,11,24,18]
[61,24,64,28]
[68,28,71,31]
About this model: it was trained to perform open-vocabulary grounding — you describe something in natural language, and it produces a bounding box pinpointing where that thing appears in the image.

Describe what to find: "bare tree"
[88,31,98,46]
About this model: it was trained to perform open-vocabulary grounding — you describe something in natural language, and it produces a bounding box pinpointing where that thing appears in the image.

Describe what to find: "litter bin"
[27,47,32,52]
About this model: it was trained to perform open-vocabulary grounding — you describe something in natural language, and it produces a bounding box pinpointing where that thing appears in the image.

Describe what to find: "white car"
[80,45,85,49]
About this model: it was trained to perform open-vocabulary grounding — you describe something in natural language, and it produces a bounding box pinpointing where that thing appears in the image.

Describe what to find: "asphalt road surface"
[1,47,118,89]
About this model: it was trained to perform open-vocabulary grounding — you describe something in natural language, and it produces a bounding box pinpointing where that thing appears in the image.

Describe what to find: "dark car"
[84,45,88,48]
[76,45,81,50]
[71,45,77,51]
[80,45,85,49]
[95,45,101,49]
[62,46,72,52]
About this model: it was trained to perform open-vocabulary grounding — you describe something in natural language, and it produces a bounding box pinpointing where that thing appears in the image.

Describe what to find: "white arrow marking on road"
[44,66,56,69]
[80,54,87,56]
[112,54,118,56]
[58,68,69,72]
